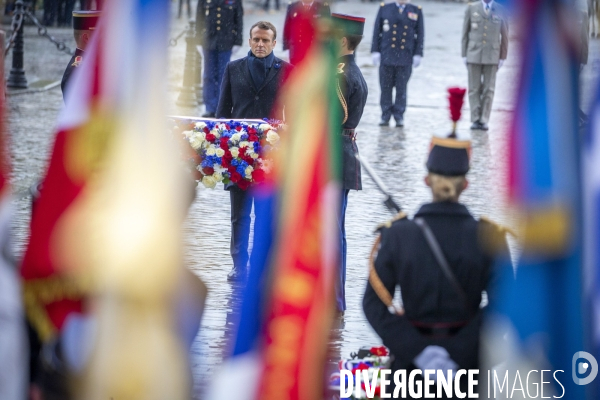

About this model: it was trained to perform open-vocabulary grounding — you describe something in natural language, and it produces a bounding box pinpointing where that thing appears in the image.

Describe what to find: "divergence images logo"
[572,351,598,385]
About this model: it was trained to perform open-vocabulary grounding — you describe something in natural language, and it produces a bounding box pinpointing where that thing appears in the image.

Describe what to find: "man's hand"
[498,59,505,69]
[412,55,422,68]
[232,45,241,55]
[372,52,381,66]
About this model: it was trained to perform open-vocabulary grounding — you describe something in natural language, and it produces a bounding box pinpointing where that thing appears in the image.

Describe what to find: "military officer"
[61,10,100,101]
[371,0,424,128]
[462,0,508,131]
[332,13,368,313]
[282,0,330,65]
[363,132,509,396]
[196,0,244,118]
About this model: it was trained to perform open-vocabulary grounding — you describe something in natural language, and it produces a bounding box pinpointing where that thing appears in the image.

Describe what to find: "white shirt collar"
[481,0,494,9]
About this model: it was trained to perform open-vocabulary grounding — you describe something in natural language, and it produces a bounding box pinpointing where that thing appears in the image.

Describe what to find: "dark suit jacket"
[195,0,243,51]
[216,55,293,120]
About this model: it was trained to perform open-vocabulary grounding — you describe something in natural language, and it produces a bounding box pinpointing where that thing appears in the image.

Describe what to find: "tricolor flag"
[491,0,586,398]
[208,19,341,400]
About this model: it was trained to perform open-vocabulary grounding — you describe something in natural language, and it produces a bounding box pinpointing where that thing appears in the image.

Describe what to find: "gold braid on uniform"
[336,63,349,125]
[23,275,93,342]
[369,235,404,316]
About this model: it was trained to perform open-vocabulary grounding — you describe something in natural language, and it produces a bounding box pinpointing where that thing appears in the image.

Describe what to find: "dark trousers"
[203,49,232,113]
[43,0,58,26]
[178,0,192,18]
[230,188,254,270]
[336,189,350,311]
[379,64,412,122]
[263,0,280,11]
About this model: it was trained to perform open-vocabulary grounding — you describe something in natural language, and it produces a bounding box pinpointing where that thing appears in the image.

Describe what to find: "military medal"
[408,12,418,20]
[383,19,390,32]
[71,56,82,67]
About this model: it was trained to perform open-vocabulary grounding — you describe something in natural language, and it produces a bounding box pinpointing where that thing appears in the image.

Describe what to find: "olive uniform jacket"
[461,1,508,65]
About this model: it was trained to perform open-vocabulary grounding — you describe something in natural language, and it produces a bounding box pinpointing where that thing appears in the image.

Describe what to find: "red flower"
[230,171,242,183]
[220,137,229,150]
[248,133,259,142]
[237,179,250,191]
[206,133,216,143]
[370,346,388,356]
[203,127,210,134]
[222,151,233,166]
[252,169,265,183]
[236,126,242,131]
[247,127,257,134]
[202,167,214,175]
[239,146,247,156]
[242,155,254,165]
[351,363,370,375]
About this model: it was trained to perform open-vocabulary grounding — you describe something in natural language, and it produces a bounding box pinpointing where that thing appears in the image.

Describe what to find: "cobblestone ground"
[5,1,600,398]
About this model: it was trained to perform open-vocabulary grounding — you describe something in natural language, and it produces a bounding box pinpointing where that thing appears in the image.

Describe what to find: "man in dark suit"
[282,0,330,65]
[217,21,293,281]
[61,11,100,101]
[331,13,368,313]
[196,0,244,118]
[371,0,424,127]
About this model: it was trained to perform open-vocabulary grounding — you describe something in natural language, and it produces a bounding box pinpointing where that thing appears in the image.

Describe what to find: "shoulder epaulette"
[418,5,422,9]
[479,216,516,237]
[380,2,385,6]
[376,211,408,231]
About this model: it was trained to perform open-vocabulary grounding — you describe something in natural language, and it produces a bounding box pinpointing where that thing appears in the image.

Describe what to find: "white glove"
[498,59,505,69]
[412,55,421,68]
[372,52,381,66]
[232,45,241,55]
[196,45,204,58]
[462,57,467,67]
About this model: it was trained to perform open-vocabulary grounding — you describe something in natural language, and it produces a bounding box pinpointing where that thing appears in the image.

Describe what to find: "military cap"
[331,13,366,36]
[72,11,101,30]
[426,136,471,176]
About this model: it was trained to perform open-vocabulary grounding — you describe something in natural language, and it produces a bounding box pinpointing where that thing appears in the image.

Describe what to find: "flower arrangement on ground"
[173,119,282,190]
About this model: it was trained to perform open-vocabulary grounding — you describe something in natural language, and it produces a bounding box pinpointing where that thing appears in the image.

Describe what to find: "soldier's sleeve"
[216,64,233,119]
[362,226,429,367]
[336,71,350,126]
[282,3,293,51]
[234,0,244,46]
[370,5,383,53]
[461,4,470,58]
[195,0,206,47]
[415,7,424,57]
[499,12,508,60]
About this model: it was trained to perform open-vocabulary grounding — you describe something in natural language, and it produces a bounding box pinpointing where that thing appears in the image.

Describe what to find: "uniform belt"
[342,129,357,139]
[410,320,467,338]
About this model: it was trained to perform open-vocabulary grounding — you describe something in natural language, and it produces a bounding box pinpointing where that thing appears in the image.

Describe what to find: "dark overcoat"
[195,0,243,52]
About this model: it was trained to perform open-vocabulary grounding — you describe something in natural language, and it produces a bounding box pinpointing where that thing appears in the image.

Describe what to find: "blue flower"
[236,165,246,175]
[240,133,248,141]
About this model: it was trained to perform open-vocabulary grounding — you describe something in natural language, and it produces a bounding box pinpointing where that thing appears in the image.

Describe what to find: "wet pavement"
[5,0,600,398]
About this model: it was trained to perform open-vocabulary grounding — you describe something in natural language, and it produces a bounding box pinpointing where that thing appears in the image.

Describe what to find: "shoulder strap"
[414,218,470,312]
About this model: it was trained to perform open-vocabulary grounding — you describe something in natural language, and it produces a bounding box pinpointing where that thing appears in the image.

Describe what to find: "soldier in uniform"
[61,10,100,101]
[462,0,508,130]
[332,13,368,313]
[363,132,509,396]
[371,0,424,128]
[196,0,243,118]
[282,0,330,65]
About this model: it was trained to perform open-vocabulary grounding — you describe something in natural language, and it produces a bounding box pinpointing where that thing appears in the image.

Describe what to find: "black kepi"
[72,10,101,30]
[331,13,366,36]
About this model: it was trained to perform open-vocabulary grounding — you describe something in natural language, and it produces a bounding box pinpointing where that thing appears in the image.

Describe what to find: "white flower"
[201,175,217,189]
[183,130,194,138]
[231,133,241,143]
[215,148,225,157]
[259,123,273,132]
[206,146,217,156]
[192,131,206,141]
[245,166,254,177]
[266,130,280,145]
[213,172,223,182]
[195,122,207,130]
[190,137,203,150]
[210,128,220,139]
[251,153,259,159]
[240,141,250,148]
[230,147,239,158]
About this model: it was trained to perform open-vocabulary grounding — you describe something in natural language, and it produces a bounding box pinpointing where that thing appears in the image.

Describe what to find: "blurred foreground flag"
[0,84,27,399]
[208,21,341,400]
[492,0,586,398]
[24,0,189,398]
